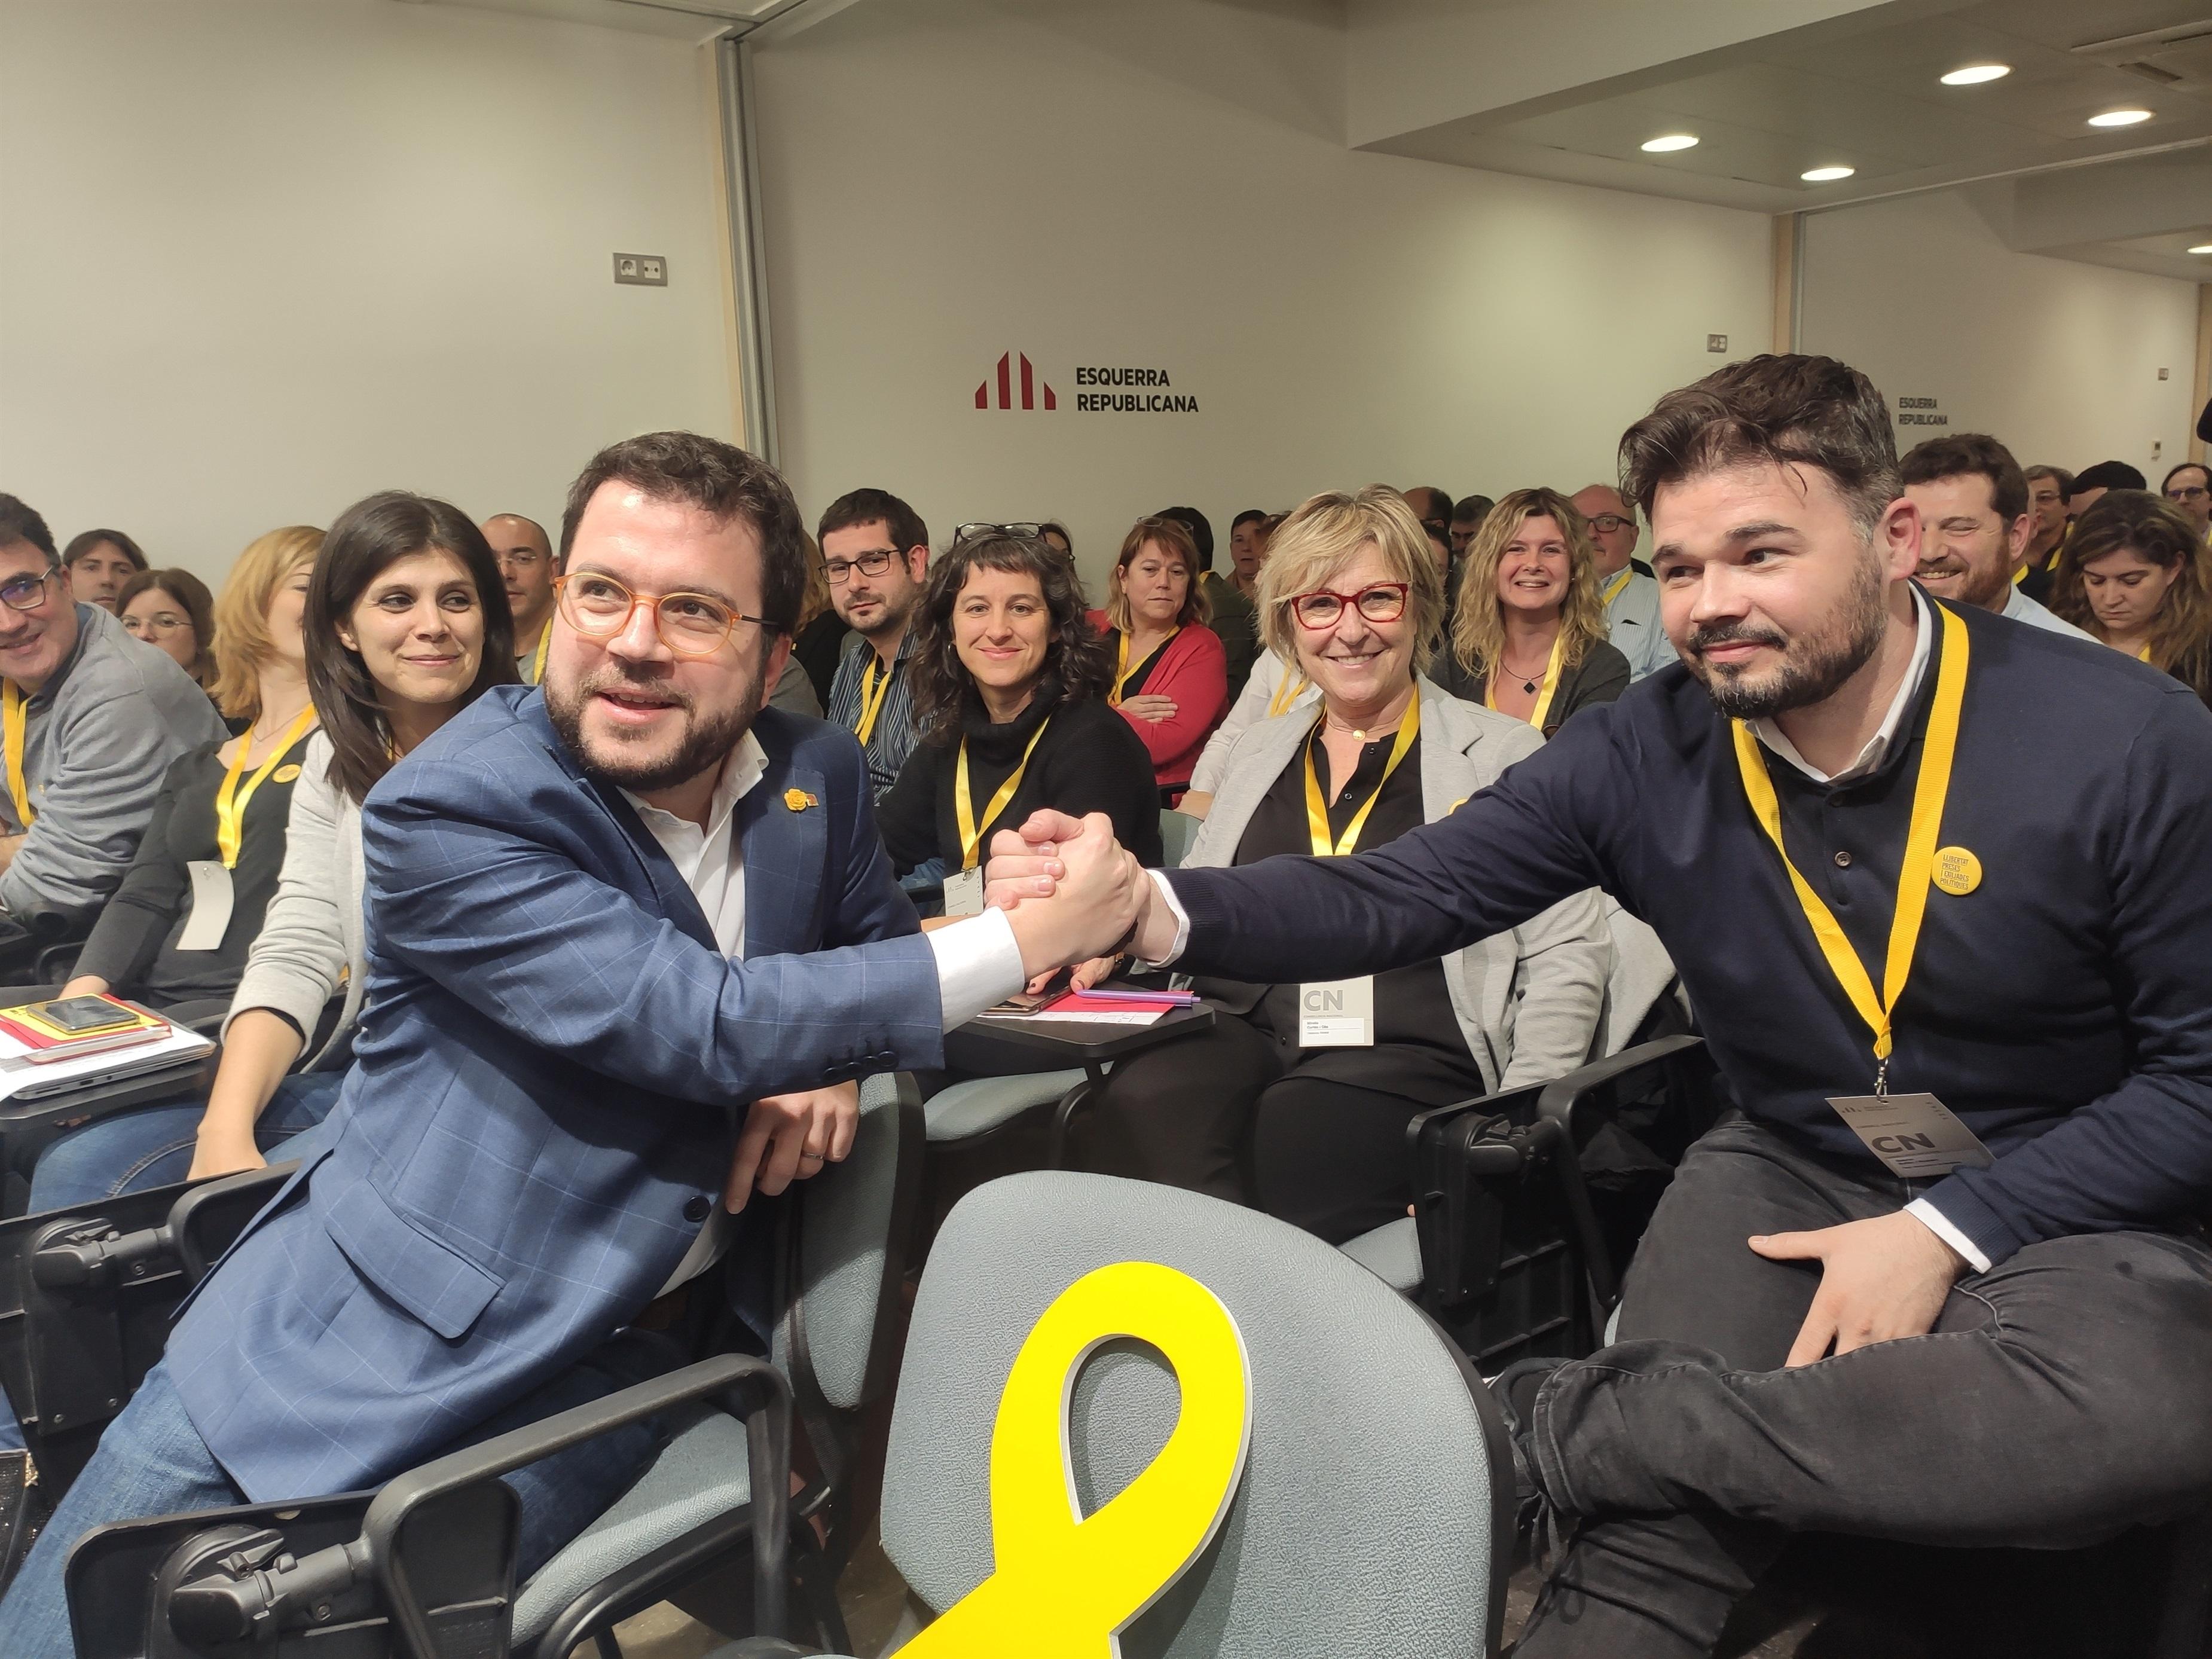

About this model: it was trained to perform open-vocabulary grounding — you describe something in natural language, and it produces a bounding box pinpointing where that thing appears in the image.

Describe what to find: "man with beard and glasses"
[983,355,2212,1657]
[1900,433,2091,641]
[0,432,1110,1655]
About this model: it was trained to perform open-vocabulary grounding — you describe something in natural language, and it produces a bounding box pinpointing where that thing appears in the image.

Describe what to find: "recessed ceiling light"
[2190,244,2212,255]
[1940,64,2011,86]
[1641,134,1699,153]
[2089,109,2153,127]
[1801,166,1856,182]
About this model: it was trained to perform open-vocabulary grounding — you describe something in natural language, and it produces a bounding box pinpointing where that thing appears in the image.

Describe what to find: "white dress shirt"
[1605,569,1675,682]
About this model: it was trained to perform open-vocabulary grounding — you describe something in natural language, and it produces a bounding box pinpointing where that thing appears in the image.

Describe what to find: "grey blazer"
[221,731,364,1069]
[1183,676,1612,1092]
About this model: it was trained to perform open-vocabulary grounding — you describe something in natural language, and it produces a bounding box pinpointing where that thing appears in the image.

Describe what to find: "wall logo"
[976,352,1056,411]
[1895,395,1949,429]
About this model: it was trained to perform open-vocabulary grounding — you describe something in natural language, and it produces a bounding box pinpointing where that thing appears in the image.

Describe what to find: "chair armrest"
[1534,1035,1707,1138]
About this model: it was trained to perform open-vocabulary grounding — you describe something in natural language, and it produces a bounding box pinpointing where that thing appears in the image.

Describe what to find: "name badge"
[1299,977,1374,1047]
[942,866,986,919]
[175,860,236,952]
[1826,1092,1993,1180]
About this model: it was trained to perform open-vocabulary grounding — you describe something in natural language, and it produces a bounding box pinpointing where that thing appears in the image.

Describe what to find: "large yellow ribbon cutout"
[899,1260,1253,1659]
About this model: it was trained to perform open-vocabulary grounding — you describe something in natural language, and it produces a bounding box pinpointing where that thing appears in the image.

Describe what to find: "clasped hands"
[983,809,1175,980]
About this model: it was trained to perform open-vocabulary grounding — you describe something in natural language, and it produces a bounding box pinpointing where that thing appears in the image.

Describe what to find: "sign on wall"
[1893,395,1950,429]
[973,351,1199,414]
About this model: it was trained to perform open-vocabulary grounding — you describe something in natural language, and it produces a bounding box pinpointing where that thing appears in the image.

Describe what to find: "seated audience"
[62,528,147,612]
[1450,494,1494,560]
[2162,461,2211,540]
[1571,483,1671,679]
[26,494,517,1212]
[0,496,226,921]
[1900,433,2092,639]
[788,535,848,709]
[118,566,219,689]
[878,526,1161,909]
[821,487,930,798]
[2067,459,2146,523]
[1073,484,1608,1242]
[1228,508,1269,597]
[2051,489,2212,705]
[1093,515,1229,802]
[1038,521,1073,558]
[1162,505,1255,702]
[2017,463,2072,604]
[483,512,559,683]
[1433,487,1630,734]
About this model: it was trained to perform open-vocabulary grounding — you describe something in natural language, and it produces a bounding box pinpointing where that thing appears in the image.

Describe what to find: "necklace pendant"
[1522,679,1538,694]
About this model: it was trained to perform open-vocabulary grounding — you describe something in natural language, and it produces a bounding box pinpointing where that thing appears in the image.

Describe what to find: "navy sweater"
[1167,595,2212,1267]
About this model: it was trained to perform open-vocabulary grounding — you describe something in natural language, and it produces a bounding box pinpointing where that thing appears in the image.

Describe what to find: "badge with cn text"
[1932,845,1981,895]
[1827,1092,1993,1178]
[783,787,819,812]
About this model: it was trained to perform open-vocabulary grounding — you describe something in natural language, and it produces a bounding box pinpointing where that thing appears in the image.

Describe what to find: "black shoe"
[1487,1356,1575,1568]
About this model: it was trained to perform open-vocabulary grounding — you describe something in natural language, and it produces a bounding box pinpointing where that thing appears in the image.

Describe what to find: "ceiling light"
[1640,134,1699,153]
[2190,244,2212,255]
[1801,166,1856,182]
[2088,108,2154,127]
[1939,64,2011,86]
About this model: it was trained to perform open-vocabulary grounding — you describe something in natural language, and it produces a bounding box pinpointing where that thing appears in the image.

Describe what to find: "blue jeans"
[26,1070,348,1214]
[0,1332,679,1658]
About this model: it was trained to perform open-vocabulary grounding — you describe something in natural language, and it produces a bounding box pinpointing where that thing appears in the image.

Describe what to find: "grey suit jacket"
[1183,675,1611,1092]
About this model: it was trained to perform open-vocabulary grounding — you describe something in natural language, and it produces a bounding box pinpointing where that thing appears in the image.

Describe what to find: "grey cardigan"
[221,731,364,1070]
[1183,676,1612,1092]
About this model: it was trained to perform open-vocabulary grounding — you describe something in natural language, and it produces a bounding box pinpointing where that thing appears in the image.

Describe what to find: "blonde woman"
[1437,487,1630,735]
[1075,485,1609,1242]
[2051,490,2212,708]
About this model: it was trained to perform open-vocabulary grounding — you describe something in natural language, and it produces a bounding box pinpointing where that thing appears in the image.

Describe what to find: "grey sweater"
[2,604,228,915]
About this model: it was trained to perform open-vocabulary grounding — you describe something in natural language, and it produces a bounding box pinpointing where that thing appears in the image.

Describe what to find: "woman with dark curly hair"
[2051,489,2212,708]
[877,526,1163,925]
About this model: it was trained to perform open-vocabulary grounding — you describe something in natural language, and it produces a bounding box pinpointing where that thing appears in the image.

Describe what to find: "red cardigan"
[1088,611,1229,793]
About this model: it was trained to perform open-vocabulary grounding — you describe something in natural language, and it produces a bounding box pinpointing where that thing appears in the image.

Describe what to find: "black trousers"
[1513,1115,2212,1658]
[1077,1012,1442,1243]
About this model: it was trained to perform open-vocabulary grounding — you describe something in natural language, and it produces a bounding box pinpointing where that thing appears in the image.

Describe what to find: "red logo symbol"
[976,352,1056,411]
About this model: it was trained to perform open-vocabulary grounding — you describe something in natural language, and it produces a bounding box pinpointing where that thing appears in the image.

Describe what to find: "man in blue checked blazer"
[0,434,1095,1656]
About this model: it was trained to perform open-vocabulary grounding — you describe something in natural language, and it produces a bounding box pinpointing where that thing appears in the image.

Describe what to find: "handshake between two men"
[984,809,1178,982]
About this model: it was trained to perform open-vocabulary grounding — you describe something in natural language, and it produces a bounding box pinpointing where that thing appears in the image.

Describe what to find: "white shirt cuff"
[928,906,1029,1030]
[1905,1197,1991,1275]
[1136,869,1191,967]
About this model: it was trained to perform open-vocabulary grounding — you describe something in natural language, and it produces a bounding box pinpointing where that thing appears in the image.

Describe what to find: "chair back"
[880,1171,1511,1657]
[1157,809,1202,869]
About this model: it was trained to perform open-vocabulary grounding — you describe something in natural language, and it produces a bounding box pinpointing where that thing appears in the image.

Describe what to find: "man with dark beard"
[1899,433,2090,641]
[0,433,1104,1655]
[986,356,2212,1657]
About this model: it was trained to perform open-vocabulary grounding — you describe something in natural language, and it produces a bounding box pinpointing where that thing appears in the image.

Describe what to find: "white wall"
[1799,191,2200,480]
[750,0,1776,583]
[0,0,734,585]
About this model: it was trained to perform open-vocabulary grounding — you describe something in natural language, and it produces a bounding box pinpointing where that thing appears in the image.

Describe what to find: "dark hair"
[1156,506,1214,572]
[1899,432,2027,523]
[2051,490,2212,689]
[309,491,517,803]
[1230,509,1268,532]
[908,531,1111,743]
[1038,520,1073,552]
[2163,462,2211,494]
[62,528,148,572]
[561,431,808,635]
[117,567,217,683]
[1453,494,1495,524]
[2073,460,2148,495]
[817,487,928,556]
[1620,353,1900,537]
[1405,487,1453,524]
[0,496,56,563]
[2024,465,2074,502]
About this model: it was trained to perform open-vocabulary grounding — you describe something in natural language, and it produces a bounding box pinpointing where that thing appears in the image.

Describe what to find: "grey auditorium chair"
[56,1070,926,1659]
[743,1169,1515,1658]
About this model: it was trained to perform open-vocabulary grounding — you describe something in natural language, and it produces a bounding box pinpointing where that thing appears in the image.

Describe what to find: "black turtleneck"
[876,674,1166,875]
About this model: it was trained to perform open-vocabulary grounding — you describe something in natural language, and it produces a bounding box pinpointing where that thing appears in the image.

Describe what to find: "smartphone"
[36,995,136,1034]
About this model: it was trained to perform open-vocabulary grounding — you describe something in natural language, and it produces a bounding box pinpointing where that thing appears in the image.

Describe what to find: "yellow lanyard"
[1111,628,1178,705]
[1,682,30,829]
[1267,669,1310,719]
[1485,632,1568,732]
[955,719,1052,870]
[854,653,894,744]
[1602,567,1633,606]
[215,707,319,869]
[2137,643,2155,664]
[525,621,552,685]
[1302,696,1420,857]
[1731,603,1967,1091]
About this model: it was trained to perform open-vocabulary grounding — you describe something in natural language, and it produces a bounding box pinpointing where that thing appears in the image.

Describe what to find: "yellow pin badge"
[273,764,302,784]
[1932,845,1981,895]
[783,787,819,812]
[900,1260,1252,1659]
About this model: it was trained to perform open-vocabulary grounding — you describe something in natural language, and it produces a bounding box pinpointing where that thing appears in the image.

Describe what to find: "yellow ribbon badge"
[900,1260,1252,1659]
[783,787,819,811]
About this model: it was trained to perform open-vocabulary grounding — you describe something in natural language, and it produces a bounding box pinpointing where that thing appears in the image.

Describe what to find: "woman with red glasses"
[1072,485,1610,1243]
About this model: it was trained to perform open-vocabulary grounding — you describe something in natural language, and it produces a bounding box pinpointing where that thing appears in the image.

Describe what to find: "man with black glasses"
[820,488,929,797]
[0,495,224,919]
[2163,461,2211,541]
[1572,482,1671,680]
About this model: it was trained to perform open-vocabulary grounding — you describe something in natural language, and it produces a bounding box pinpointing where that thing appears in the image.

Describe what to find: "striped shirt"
[826,627,923,798]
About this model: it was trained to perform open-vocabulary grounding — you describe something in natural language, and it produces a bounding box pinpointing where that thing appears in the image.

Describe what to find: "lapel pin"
[783,787,820,812]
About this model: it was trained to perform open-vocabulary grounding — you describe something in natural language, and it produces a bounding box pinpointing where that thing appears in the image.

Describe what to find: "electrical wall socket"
[613,253,667,287]
[2160,366,2171,380]
[1707,334,1728,353]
